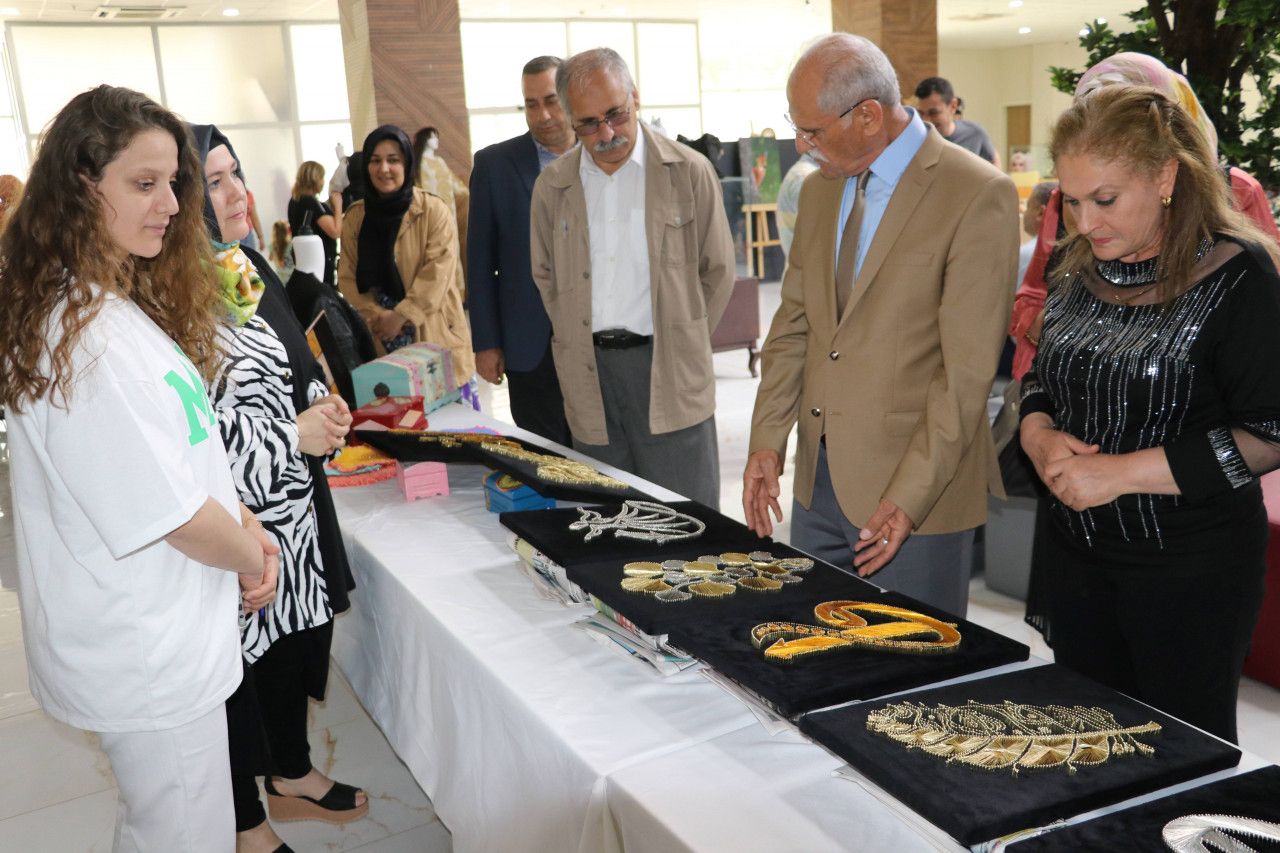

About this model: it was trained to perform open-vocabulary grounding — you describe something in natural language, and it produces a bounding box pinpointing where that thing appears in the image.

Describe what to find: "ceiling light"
[1018,26,1031,34]
[1096,17,1107,24]
[222,7,240,16]
[1008,0,1023,7]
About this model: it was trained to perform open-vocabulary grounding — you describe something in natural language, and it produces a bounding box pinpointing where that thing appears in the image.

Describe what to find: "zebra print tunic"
[212,314,332,663]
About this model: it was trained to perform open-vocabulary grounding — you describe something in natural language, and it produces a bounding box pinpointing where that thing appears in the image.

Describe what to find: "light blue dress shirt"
[834,107,928,278]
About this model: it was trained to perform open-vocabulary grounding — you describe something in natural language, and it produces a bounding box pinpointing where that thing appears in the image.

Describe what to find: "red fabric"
[1008,189,1060,380]
[1231,168,1280,242]
[1008,167,1280,382]
[1245,472,1280,687]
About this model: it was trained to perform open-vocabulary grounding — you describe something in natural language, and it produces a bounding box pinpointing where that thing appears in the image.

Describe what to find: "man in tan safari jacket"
[531,47,735,507]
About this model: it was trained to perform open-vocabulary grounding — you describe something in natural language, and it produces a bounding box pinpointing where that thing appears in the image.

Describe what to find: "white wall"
[939,40,1086,175]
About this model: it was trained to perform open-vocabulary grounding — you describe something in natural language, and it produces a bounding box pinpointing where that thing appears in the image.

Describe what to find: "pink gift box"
[396,461,449,501]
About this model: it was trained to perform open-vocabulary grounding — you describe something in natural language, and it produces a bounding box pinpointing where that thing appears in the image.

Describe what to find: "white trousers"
[97,704,235,853]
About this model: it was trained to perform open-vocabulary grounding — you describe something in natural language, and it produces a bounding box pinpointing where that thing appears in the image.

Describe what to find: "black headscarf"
[188,124,245,244]
[355,124,415,301]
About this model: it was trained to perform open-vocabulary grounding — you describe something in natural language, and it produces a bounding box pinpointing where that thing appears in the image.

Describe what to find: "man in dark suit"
[468,56,576,445]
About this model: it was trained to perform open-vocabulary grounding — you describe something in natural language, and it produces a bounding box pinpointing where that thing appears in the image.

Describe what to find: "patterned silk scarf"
[212,239,265,326]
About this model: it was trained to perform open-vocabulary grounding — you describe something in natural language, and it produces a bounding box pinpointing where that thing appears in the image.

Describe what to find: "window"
[459,18,702,153]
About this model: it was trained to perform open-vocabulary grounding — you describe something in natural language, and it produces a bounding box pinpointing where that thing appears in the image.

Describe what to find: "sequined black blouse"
[1021,239,1280,548]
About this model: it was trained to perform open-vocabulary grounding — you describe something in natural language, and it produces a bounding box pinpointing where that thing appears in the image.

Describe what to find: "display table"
[329,404,1265,852]
[330,405,957,851]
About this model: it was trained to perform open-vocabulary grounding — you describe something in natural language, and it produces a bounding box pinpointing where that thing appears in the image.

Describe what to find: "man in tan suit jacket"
[744,34,1018,615]
[532,48,735,507]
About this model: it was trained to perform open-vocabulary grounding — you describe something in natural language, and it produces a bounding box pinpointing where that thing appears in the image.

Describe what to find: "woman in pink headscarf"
[1008,52,1278,381]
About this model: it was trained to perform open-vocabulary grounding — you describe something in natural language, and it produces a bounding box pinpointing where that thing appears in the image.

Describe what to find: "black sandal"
[264,777,369,825]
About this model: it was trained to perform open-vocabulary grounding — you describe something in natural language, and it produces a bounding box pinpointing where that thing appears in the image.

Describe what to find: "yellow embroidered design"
[482,441,629,489]
[866,699,1161,774]
[752,601,962,661]
[619,553,814,602]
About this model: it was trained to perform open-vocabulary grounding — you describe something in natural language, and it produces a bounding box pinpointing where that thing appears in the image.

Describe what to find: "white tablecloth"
[328,405,1260,852]
[330,405,959,851]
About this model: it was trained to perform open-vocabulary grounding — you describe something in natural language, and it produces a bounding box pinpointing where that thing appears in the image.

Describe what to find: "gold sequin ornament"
[482,441,629,489]
[865,699,1160,774]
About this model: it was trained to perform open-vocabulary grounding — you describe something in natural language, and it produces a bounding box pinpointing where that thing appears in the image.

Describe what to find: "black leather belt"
[592,330,653,349]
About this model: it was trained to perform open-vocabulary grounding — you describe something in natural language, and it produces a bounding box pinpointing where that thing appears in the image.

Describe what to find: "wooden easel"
[742,202,781,278]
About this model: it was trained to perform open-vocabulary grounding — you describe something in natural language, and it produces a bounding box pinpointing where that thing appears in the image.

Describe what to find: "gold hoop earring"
[1161,195,1172,208]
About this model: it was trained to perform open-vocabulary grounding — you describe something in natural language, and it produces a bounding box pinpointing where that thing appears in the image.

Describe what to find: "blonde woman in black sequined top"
[1019,85,1280,743]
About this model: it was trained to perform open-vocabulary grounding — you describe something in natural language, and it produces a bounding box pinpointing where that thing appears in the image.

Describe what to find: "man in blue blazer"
[468,56,576,445]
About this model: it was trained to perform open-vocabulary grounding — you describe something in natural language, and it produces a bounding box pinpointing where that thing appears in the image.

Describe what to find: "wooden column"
[831,0,937,103]
[337,0,471,180]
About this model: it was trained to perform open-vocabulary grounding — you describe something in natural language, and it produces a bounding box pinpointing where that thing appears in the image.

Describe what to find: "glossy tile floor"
[1,279,1277,850]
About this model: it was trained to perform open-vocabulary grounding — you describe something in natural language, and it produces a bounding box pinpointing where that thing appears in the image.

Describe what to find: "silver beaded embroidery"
[1207,427,1252,490]
[1027,266,1247,546]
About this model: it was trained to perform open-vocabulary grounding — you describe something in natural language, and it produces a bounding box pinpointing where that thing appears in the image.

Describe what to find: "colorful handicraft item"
[1162,814,1280,852]
[483,441,628,490]
[865,699,1160,774]
[212,241,265,326]
[751,601,961,661]
[620,551,814,602]
[570,500,706,544]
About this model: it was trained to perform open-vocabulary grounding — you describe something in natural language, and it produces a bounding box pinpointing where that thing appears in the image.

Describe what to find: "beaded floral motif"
[865,699,1160,774]
[570,501,706,544]
[619,551,814,602]
[752,601,961,661]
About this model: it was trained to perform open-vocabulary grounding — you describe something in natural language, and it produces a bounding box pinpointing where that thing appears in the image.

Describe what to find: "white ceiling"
[0,0,1140,48]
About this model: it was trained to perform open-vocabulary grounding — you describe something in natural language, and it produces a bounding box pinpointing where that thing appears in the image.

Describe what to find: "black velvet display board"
[354,430,651,503]
[669,590,1031,718]
[567,549,881,637]
[799,665,1242,847]
[499,500,765,569]
[1012,765,1280,851]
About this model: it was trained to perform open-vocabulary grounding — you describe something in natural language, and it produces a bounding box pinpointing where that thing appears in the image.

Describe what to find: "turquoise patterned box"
[351,343,461,411]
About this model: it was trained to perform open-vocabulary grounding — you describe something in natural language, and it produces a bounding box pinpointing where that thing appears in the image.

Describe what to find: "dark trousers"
[572,343,720,509]
[1043,511,1267,743]
[228,624,328,831]
[790,442,975,617]
[507,341,573,447]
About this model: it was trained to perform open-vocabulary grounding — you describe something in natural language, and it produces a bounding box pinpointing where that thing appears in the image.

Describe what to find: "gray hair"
[522,55,562,77]
[791,33,901,114]
[556,47,636,120]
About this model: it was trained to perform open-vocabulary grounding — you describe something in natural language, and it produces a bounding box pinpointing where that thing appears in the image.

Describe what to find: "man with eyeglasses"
[468,55,576,446]
[743,34,1018,617]
[914,76,1000,168]
[530,47,734,508]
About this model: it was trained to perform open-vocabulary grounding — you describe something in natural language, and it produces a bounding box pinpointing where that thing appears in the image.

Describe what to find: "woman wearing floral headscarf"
[192,124,366,852]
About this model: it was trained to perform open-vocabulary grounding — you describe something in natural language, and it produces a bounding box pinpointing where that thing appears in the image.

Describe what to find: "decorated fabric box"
[352,396,427,432]
[484,471,555,513]
[351,342,460,411]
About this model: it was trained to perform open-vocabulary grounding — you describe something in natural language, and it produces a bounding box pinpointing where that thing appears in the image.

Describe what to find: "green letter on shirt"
[163,348,214,446]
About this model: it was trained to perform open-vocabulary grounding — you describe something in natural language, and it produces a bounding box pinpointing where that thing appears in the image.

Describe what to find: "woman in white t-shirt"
[0,86,280,853]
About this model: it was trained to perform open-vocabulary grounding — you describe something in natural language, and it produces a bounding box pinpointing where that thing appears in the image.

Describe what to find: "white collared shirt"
[579,126,653,335]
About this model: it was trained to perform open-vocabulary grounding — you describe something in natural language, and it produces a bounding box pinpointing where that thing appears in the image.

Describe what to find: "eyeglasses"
[573,106,631,138]
[787,97,875,146]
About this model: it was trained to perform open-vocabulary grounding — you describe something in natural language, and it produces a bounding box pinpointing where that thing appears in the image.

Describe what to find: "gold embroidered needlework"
[619,553,815,602]
[482,441,629,489]
[865,699,1161,774]
[752,601,962,661]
